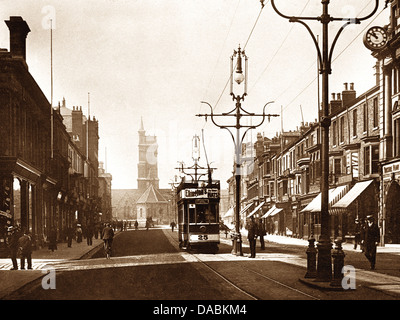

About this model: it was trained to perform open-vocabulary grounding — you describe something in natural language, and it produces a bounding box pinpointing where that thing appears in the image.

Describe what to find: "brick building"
[0,16,109,254]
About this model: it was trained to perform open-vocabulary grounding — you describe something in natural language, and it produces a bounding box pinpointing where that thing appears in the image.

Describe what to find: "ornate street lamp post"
[268,0,379,281]
[197,46,278,255]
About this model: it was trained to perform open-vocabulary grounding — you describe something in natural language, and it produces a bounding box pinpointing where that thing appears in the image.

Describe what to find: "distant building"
[112,119,173,226]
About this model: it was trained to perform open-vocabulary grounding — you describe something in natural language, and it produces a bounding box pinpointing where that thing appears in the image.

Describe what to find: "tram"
[176,178,220,252]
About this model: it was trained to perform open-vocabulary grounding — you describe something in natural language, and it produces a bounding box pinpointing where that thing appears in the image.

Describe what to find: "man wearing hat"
[6,226,19,270]
[364,215,380,270]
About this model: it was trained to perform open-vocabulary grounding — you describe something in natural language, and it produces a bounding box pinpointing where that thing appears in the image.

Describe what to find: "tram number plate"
[190,234,218,242]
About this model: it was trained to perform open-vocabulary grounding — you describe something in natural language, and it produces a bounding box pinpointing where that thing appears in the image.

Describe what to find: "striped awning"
[247,202,265,218]
[240,203,253,215]
[270,207,283,217]
[301,185,349,213]
[333,180,373,209]
[261,205,277,218]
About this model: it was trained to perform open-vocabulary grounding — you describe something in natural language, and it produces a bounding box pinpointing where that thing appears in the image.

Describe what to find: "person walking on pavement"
[170,221,176,232]
[258,219,266,250]
[76,224,83,243]
[48,227,57,252]
[18,229,32,270]
[86,224,93,246]
[353,218,361,250]
[6,226,19,270]
[67,225,74,248]
[364,215,380,270]
[247,216,258,258]
[134,220,139,230]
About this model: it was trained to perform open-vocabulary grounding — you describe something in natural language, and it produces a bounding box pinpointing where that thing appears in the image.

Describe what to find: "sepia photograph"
[0,0,399,315]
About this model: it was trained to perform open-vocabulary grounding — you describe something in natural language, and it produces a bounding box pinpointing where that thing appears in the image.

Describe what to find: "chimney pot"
[344,82,348,91]
[350,82,354,90]
[337,93,341,100]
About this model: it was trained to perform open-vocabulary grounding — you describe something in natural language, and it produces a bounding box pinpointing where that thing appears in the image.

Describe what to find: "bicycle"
[104,239,112,259]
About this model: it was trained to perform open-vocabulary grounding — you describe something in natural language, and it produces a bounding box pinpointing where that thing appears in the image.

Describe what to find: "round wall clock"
[363,26,388,51]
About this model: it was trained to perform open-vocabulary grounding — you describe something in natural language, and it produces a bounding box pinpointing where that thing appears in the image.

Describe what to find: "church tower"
[137,117,159,191]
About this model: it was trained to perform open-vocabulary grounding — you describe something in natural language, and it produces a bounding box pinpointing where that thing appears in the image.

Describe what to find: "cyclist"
[102,223,114,259]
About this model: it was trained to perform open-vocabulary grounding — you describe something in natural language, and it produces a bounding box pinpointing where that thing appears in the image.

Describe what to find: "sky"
[0,0,389,190]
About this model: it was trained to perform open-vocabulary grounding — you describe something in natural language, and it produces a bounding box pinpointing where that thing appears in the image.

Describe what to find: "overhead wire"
[211,1,267,113]
[200,0,241,115]
[249,0,311,95]
[277,1,385,115]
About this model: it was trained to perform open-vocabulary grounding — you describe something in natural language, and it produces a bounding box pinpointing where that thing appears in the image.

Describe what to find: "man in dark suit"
[18,230,32,270]
[364,215,380,270]
[247,217,257,258]
[7,226,19,270]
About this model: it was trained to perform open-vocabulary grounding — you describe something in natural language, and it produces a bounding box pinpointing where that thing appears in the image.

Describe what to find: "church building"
[112,118,173,226]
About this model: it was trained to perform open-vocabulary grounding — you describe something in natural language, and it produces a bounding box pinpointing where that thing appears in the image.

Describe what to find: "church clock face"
[363,26,388,51]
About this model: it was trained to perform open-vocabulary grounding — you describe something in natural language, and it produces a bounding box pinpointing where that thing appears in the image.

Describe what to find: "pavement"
[0,236,104,299]
[1,226,400,299]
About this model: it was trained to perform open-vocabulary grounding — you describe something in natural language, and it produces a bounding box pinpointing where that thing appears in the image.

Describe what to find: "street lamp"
[268,0,379,281]
[197,45,279,256]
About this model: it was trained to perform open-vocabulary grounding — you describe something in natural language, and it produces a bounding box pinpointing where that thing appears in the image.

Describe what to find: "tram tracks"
[163,229,320,300]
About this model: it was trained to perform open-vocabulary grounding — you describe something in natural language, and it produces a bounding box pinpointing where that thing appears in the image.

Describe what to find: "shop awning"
[223,207,234,218]
[240,203,253,215]
[247,202,265,218]
[261,205,277,218]
[301,185,349,213]
[333,180,373,209]
[310,185,349,212]
[270,207,283,217]
[301,192,323,212]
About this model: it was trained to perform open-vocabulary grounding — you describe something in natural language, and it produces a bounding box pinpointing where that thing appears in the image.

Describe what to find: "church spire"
[139,116,145,132]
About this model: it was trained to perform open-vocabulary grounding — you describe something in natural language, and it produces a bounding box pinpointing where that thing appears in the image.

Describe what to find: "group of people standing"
[6,226,33,270]
[246,216,266,258]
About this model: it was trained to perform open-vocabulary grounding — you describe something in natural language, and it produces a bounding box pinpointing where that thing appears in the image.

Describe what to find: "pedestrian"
[48,227,57,252]
[257,219,266,250]
[354,218,361,250]
[76,224,83,243]
[6,226,19,270]
[247,216,257,258]
[67,225,74,247]
[170,221,176,232]
[18,230,32,270]
[86,224,93,246]
[134,220,139,230]
[364,215,380,270]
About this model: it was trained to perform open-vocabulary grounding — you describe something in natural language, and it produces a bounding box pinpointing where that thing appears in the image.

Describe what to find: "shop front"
[381,161,400,244]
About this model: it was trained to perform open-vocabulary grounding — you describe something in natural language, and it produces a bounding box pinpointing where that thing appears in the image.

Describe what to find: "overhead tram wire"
[275,2,385,116]
[199,0,241,131]
[210,2,267,114]
[249,0,311,95]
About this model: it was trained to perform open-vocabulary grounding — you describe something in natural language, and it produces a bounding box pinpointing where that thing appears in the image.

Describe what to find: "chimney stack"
[5,16,30,62]
[374,62,380,86]
[342,82,356,107]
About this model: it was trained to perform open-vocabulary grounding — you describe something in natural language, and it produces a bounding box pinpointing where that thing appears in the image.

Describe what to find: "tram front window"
[196,204,217,223]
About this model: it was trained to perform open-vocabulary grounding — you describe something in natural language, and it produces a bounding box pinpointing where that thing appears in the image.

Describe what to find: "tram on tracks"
[176,178,220,252]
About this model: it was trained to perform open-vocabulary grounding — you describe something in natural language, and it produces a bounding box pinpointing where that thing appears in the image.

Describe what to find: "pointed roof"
[139,116,145,132]
[137,184,168,204]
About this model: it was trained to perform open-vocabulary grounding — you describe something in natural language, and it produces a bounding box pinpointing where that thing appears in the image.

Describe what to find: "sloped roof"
[136,184,168,204]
